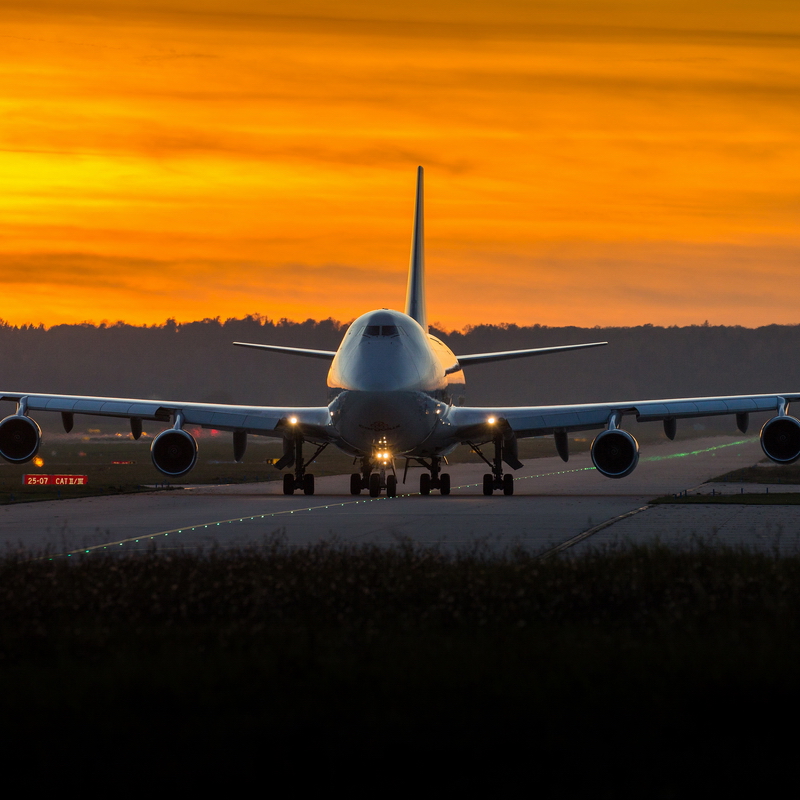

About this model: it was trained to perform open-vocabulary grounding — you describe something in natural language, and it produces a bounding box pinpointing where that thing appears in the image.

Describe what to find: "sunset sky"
[1,1,799,330]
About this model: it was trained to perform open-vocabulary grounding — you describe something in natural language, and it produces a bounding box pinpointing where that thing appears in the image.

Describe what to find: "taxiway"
[3,434,797,557]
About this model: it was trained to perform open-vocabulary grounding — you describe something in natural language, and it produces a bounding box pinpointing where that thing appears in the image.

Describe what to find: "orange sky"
[1,1,799,330]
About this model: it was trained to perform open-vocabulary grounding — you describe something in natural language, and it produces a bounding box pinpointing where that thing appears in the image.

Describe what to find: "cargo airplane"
[2,168,800,497]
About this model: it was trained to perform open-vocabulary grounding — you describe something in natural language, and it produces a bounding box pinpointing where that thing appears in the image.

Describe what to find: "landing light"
[487,416,496,425]
[289,416,298,425]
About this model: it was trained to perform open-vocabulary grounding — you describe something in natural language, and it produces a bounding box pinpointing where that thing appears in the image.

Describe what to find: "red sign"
[23,475,89,486]
[112,461,136,465]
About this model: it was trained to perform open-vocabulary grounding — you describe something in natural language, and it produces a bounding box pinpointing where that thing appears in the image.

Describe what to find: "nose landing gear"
[350,454,398,497]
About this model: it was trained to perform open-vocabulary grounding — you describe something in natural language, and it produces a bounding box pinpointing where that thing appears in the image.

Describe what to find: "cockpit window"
[363,325,401,337]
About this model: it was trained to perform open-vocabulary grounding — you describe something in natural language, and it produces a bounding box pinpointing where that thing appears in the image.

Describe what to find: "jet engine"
[150,428,198,476]
[760,415,800,464]
[591,429,639,479]
[0,414,42,464]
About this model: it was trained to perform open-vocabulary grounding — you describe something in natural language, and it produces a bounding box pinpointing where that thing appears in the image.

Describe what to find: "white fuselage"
[326,309,465,457]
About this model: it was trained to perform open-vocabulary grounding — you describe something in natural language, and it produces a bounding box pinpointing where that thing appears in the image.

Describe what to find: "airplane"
[2,166,800,498]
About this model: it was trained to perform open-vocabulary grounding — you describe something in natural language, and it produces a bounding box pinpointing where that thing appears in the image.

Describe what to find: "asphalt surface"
[4,433,798,557]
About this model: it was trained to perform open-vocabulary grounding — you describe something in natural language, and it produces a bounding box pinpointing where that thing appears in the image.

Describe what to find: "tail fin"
[405,166,427,330]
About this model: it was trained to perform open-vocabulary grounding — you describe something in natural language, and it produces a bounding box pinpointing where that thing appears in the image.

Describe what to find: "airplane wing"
[0,391,335,441]
[448,392,800,443]
[448,392,799,439]
[445,391,800,476]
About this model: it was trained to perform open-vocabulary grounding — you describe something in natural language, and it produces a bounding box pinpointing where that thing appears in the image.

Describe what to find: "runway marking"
[35,494,397,560]
[35,465,596,560]
[536,505,652,560]
[35,438,755,560]
[533,439,756,558]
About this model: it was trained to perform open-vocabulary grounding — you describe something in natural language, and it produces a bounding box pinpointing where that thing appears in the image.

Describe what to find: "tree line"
[1,316,798,416]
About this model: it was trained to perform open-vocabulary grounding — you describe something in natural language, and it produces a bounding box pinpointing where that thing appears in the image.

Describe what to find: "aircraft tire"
[483,474,493,496]
[369,473,381,497]
[503,474,514,495]
[420,473,431,495]
[350,473,362,495]
[386,475,397,497]
[283,473,295,495]
[303,473,315,495]
[440,473,451,495]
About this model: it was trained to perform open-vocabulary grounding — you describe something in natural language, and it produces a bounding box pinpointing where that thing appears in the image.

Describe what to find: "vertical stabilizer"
[405,166,427,331]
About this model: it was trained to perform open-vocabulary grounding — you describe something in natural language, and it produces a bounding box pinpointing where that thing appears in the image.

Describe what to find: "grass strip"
[709,463,800,484]
[651,492,800,505]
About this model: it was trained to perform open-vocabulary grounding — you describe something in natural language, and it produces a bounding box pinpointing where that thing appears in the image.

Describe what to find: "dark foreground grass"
[2,541,798,791]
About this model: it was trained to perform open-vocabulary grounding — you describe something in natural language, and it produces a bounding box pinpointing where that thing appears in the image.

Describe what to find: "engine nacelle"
[760,415,800,464]
[150,428,198,476]
[0,414,42,464]
[591,429,639,479]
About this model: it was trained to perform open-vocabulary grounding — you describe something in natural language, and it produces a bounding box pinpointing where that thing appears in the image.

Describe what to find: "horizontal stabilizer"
[233,342,337,360]
[456,341,608,367]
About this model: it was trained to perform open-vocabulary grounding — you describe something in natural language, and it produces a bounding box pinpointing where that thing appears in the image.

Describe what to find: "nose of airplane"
[331,388,438,454]
[341,340,422,392]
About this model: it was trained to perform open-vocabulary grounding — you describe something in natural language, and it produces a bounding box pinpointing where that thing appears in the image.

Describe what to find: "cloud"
[2,237,800,331]
[1,1,799,329]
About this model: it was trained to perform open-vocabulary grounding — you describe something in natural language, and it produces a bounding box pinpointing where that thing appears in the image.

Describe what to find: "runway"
[2,434,797,557]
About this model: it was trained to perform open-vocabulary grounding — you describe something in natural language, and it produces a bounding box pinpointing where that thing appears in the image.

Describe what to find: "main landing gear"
[469,434,515,496]
[398,456,451,496]
[483,472,514,496]
[417,456,450,496]
[350,456,398,498]
[284,472,315,496]
[280,435,327,496]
